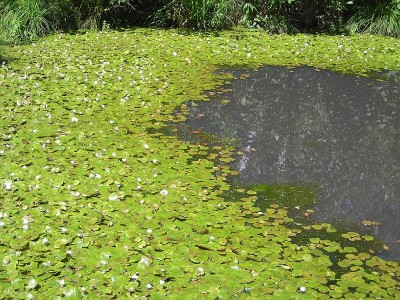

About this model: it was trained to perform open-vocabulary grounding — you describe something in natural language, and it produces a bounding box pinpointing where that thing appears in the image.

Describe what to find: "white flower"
[146,283,153,289]
[247,53,252,58]
[59,279,66,286]
[146,229,152,234]
[42,238,49,245]
[231,265,239,270]
[0,150,4,155]
[42,261,51,267]
[143,144,149,149]
[159,279,165,285]
[136,185,142,191]
[71,117,79,122]
[298,287,306,294]
[130,273,139,282]
[160,189,168,196]
[139,257,151,267]
[4,180,12,191]
[27,279,37,289]
[172,52,177,56]
[196,267,205,276]
[0,221,4,227]
[108,195,118,201]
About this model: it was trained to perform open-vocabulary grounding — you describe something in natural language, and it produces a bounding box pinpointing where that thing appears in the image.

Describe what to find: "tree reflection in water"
[184,66,400,260]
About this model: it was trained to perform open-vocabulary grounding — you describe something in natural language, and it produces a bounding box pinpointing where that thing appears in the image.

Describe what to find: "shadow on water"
[177,66,400,261]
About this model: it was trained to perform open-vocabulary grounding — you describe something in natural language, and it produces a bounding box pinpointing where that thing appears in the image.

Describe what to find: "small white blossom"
[0,221,4,227]
[298,287,306,294]
[172,52,177,56]
[59,279,66,286]
[139,257,151,267]
[159,279,165,285]
[143,144,149,149]
[42,261,51,267]
[71,117,79,122]
[160,189,168,196]
[27,279,37,289]
[42,238,49,245]
[108,195,118,201]
[4,180,12,191]
[130,273,139,282]
[146,283,153,289]
[196,267,205,276]
[146,229,152,234]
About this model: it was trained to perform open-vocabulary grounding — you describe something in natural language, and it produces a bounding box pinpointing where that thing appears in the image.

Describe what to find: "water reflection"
[184,66,400,260]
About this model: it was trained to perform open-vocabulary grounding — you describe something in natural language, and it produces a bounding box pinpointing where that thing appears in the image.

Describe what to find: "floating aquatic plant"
[0,28,399,298]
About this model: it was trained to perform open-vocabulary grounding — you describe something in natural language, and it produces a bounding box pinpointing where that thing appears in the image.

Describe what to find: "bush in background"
[0,0,398,42]
[0,0,156,42]
[346,0,400,37]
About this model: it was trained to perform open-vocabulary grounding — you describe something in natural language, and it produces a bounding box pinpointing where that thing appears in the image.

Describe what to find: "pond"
[180,66,400,261]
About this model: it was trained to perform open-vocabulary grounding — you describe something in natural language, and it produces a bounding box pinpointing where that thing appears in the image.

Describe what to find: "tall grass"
[346,0,400,37]
[0,0,51,42]
[0,0,143,42]
[152,0,236,29]
[0,0,398,42]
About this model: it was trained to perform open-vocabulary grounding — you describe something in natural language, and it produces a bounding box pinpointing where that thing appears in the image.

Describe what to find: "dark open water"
[182,66,400,261]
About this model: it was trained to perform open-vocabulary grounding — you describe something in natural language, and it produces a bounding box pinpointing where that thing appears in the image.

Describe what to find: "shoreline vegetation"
[0,27,399,298]
[0,0,399,43]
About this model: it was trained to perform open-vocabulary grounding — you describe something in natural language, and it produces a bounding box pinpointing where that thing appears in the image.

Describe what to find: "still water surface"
[183,66,400,260]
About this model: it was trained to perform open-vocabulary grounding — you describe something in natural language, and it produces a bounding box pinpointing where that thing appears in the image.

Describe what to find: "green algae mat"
[0,28,399,299]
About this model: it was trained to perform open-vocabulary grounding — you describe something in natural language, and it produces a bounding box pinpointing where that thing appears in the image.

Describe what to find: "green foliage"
[0,0,150,42]
[0,0,399,41]
[346,0,400,37]
[0,28,399,298]
[0,0,51,42]
[152,0,235,29]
